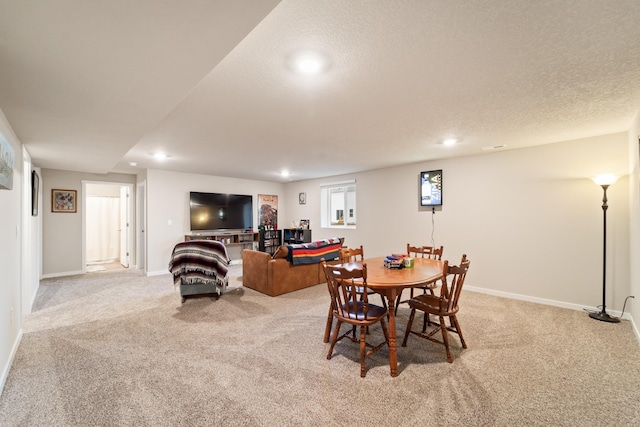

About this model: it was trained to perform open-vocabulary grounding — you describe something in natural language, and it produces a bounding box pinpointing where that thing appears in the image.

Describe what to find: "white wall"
[145,169,285,274]
[0,109,23,394]
[284,133,630,312]
[628,112,640,333]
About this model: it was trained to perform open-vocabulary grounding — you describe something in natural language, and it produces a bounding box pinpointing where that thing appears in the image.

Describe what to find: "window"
[321,181,356,228]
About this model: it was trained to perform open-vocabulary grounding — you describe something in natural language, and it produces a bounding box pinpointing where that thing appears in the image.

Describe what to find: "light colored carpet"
[1,266,639,426]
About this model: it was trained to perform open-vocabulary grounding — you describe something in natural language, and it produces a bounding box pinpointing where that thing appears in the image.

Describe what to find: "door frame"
[81,181,134,271]
[136,180,146,272]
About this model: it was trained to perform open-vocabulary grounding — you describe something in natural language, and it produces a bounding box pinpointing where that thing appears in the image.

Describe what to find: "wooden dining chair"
[341,246,387,305]
[407,244,444,259]
[395,244,444,314]
[401,254,470,363]
[322,260,390,377]
[323,246,386,343]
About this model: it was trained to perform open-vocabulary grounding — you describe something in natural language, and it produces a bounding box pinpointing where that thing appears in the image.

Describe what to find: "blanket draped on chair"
[168,240,231,289]
[286,238,342,266]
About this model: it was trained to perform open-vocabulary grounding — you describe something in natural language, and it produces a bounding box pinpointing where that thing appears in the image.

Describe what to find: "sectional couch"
[241,238,343,296]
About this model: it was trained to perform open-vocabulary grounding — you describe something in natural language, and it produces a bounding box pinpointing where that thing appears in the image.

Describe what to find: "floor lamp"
[589,174,620,323]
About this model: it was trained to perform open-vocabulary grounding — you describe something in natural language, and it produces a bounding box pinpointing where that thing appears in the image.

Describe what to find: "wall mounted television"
[189,192,253,232]
[420,169,443,207]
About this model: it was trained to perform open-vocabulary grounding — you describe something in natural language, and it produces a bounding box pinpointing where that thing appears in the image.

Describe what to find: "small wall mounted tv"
[420,169,443,207]
[189,192,253,232]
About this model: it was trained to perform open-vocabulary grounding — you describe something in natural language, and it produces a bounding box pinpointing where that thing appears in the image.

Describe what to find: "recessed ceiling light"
[297,56,322,74]
[442,138,458,146]
[288,50,330,75]
[153,152,168,161]
[128,161,138,167]
[281,170,290,178]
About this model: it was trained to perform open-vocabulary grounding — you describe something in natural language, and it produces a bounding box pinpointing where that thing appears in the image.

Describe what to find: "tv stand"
[185,231,258,261]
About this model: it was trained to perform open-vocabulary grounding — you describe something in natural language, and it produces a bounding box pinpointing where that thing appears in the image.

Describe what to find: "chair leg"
[451,315,467,349]
[394,290,403,315]
[327,320,342,360]
[402,308,416,347]
[324,305,334,343]
[422,312,429,332]
[360,325,367,377]
[439,315,452,363]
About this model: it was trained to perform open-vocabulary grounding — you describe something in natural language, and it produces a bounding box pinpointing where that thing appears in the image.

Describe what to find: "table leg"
[385,289,399,377]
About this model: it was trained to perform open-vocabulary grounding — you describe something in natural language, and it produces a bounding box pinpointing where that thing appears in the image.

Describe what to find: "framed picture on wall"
[52,189,77,213]
[258,194,278,228]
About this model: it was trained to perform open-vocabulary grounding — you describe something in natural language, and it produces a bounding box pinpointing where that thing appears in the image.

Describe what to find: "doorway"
[83,182,133,272]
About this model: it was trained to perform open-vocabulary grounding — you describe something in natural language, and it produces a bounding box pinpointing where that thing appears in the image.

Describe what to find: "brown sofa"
[242,241,342,296]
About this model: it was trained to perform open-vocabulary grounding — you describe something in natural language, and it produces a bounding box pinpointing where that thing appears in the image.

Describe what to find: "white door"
[120,186,130,268]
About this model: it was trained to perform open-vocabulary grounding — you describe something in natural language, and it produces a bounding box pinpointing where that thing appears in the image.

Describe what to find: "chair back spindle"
[407,244,443,260]
[440,254,470,313]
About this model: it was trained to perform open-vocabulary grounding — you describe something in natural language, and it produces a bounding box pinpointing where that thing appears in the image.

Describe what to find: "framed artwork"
[299,192,306,204]
[258,194,278,228]
[420,169,443,207]
[31,170,39,216]
[52,189,77,213]
[0,131,15,190]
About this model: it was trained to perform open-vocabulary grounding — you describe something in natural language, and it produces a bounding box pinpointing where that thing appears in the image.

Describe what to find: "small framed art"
[299,192,306,205]
[52,189,77,213]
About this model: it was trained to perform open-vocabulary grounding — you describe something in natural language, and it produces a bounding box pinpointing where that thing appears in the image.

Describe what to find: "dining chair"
[407,244,444,259]
[341,246,387,305]
[401,254,470,363]
[322,260,390,377]
[395,244,444,314]
[323,246,386,343]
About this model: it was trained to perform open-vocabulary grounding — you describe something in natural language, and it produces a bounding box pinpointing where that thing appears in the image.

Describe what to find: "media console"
[184,231,258,261]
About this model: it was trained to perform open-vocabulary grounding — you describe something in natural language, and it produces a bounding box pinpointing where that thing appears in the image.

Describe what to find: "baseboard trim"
[146,270,170,277]
[466,285,634,320]
[0,328,23,397]
[41,270,85,279]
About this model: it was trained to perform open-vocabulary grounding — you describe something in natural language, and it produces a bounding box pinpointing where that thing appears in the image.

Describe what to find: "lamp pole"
[589,180,620,323]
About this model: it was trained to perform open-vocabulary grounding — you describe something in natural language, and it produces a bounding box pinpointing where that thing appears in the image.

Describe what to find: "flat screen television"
[189,192,253,232]
[420,169,443,207]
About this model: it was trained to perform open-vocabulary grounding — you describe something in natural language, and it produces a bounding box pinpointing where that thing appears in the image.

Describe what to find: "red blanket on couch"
[286,238,342,266]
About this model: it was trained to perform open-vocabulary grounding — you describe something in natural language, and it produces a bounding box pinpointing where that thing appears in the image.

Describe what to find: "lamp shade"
[591,174,619,186]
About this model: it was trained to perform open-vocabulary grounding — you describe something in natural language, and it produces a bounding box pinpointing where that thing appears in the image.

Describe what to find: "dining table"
[338,256,444,377]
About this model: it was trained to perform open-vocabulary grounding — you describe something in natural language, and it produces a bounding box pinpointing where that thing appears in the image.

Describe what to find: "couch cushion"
[272,245,289,259]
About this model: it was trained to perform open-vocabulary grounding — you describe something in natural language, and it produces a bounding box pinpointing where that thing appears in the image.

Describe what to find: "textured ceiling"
[1,0,640,182]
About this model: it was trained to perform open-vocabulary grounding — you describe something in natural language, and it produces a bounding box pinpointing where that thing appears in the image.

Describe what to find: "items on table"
[383,253,415,269]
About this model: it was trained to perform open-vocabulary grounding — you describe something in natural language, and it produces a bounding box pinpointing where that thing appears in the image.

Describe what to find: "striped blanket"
[168,240,231,287]
[286,238,342,266]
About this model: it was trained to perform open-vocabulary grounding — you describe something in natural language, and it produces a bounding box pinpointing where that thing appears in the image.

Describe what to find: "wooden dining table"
[338,256,444,377]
